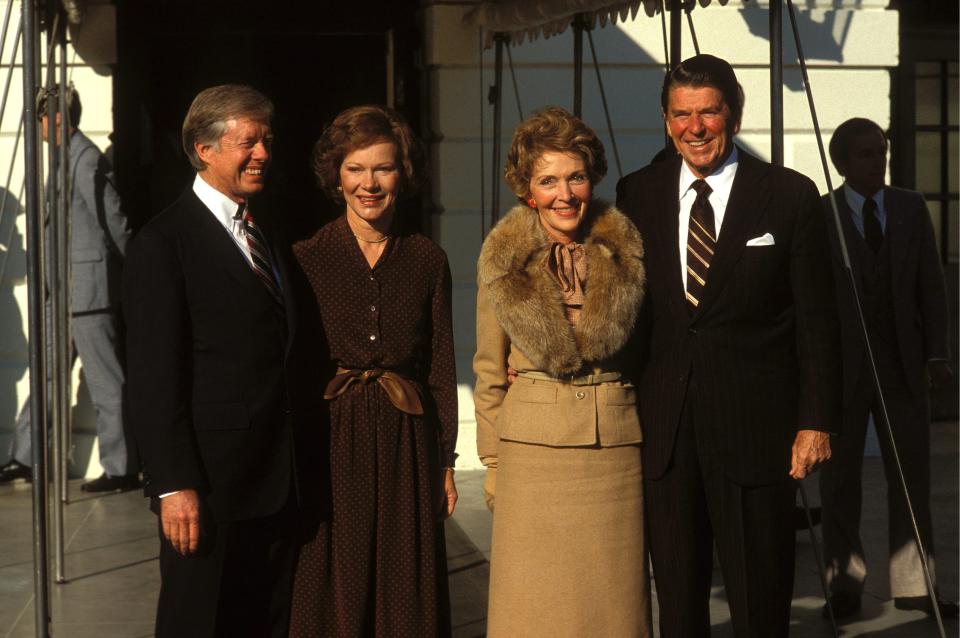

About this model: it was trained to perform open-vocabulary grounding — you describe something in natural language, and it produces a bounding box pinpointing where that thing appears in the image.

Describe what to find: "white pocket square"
[745,233,775,247]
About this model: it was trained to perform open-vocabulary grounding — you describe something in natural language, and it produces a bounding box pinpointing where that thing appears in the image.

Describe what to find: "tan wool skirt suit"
[473,201,652,638]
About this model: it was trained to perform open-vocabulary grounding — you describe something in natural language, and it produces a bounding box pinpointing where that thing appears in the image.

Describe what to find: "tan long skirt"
[487,440,652,638]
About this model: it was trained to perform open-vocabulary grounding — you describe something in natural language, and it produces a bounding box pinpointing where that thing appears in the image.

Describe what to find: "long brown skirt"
[289,385,451,637]
[487,440,652,638]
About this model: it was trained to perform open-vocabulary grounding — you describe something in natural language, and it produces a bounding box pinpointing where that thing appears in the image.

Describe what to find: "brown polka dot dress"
[289,215,457,637]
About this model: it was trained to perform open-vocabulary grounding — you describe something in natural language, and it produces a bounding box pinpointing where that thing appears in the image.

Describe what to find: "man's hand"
[789,429,831,480]
[506,366,517,386]
[160,489,201,555]
[929,360,953,390]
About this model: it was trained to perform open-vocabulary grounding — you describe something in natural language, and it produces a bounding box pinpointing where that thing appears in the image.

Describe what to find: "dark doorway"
[114,1,422,240]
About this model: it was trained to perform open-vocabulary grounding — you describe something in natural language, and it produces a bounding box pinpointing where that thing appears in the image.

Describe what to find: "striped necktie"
[685,179,716,310]
[240,206,284,306]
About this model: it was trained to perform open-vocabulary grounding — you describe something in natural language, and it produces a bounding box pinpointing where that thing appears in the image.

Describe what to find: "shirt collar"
[842,182,883,217]
[192,173,244,227]
[678,145,739,206]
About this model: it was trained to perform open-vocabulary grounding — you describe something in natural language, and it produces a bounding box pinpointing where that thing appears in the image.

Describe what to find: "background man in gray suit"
[819,117,957,620]
[0,85,135,492]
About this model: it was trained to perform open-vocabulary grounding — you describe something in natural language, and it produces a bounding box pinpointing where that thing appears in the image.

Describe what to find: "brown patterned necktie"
[686,179,716,309]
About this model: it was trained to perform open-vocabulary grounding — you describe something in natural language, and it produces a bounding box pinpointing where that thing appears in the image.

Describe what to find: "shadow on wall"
[0,189,28,462]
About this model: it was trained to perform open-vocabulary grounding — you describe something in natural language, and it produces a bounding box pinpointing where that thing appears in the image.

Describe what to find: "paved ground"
[0,422,956,637]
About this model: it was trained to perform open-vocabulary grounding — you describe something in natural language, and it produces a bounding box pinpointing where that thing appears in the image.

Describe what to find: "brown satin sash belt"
[323,367,424,416]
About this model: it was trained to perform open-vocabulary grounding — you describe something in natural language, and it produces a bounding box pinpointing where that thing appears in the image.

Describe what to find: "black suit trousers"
[156,496,299,638]
[645,386,796,638]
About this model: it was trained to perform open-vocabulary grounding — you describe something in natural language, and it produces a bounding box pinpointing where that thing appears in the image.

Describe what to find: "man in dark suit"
[819,117,957,619]
[0,86,136,491]
[123,85,310,637]
[616,55,841,637]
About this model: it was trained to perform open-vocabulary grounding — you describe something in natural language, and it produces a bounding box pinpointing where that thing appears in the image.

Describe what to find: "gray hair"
[181,84,274,171]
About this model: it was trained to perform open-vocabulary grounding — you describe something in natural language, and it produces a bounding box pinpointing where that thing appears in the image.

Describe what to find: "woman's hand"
[439,468,458,520]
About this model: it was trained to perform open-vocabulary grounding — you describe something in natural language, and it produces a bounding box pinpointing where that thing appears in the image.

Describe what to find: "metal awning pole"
[669,0,681,69]
[490,33,505,225]
[43,10,66,587]
[57,8,71,512]
[572,13,585,118]
[22,0,51,632]
[770,0,784,166]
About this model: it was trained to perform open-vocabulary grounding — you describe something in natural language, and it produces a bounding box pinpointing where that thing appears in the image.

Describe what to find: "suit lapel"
[186,190,270,297]
[883,187,909,285]
[692,149,769,320]
[653,156,689,323]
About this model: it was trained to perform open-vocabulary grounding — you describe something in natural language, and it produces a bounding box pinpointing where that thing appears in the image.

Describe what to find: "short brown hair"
[504,106,607,200]
[181,84,274,171]
[829,117,887,170]
[312,105,426,202]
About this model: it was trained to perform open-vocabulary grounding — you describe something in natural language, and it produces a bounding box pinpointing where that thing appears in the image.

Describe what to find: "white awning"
[464,0,730,48]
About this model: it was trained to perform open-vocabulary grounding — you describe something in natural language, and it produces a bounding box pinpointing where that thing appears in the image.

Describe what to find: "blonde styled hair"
[503,106,607,201]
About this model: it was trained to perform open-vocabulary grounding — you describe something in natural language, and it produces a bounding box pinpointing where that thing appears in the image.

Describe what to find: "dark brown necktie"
[862,197,883,253]
[686,179,716,309]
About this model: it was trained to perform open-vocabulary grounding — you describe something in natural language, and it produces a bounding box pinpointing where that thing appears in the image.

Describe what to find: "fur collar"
[478,200,645,375]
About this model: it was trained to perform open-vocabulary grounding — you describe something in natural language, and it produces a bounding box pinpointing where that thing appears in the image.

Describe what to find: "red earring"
[527,198,537,209]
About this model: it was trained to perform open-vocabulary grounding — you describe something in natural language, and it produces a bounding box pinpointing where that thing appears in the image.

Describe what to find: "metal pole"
[572,13,585,118]
[798,482,839,637]
[478,27,485,238]
[0,20,24,132]
[57,10,71,510]
[770,0,784,166]
[490,33,505,226]
[22,0,52,633]
[504,40,523,121]
[784,2,946,635]
[685,6,700,56]
[42,10,66,586]
[669,0,681,69]
[586,28,622,179]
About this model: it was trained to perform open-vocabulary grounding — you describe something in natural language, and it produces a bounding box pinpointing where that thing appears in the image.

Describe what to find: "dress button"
[370,305,377,312]
[369,334,377,341]
[575,391,586,400]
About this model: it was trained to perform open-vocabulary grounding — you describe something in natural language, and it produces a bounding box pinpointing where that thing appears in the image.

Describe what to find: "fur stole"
[477,200,645,375]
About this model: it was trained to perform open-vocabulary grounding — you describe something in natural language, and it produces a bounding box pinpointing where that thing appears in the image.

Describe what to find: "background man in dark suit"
[123,85,308,637]
[819,117,957,620]
[0,85,135,491]
[616,55,841,637]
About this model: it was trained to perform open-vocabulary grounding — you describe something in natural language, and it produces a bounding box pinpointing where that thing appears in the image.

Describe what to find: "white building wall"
[422,0,898,469]
[0,2,115,477]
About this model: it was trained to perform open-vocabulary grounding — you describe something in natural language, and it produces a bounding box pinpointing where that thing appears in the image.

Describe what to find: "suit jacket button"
[688,327,697,335]
[575,390,586,399]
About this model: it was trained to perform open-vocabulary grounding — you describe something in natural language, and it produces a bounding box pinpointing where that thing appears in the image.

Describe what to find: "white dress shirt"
[677,147,739,293]
[192,173,254,266]
[842,182,887,238]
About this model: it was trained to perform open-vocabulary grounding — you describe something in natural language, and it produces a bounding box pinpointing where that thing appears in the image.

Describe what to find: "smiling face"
[838,129,887,198]
[339,141,401,228]
[196,117,272,203]
[665,85,739,179]
[528,151,592,243]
